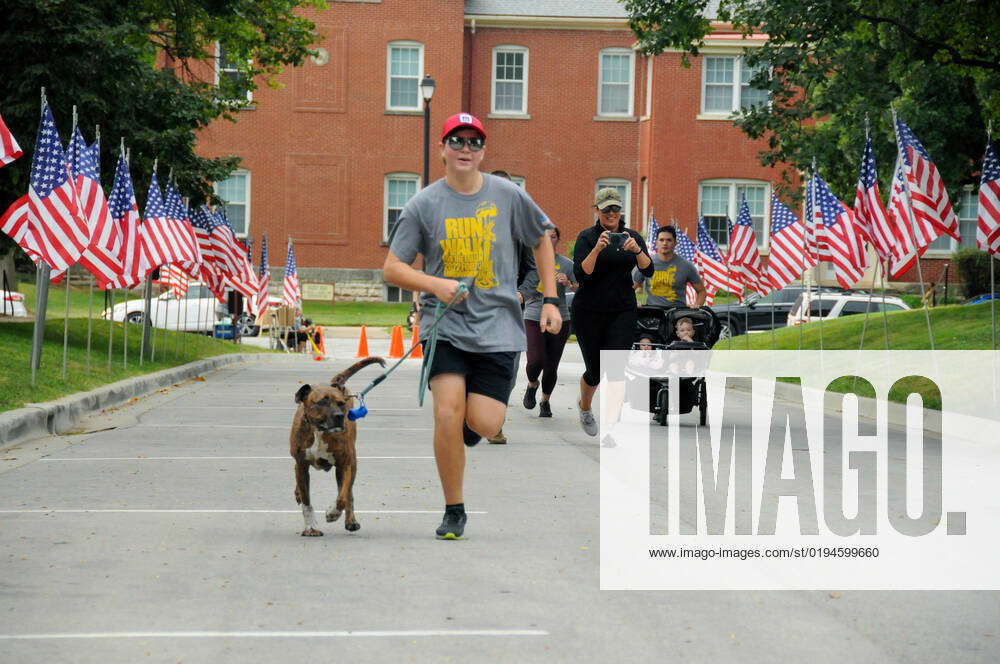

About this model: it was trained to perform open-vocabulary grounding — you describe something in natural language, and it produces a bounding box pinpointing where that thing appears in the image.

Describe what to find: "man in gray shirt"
[632,225,707,308]
[383,112,561,540]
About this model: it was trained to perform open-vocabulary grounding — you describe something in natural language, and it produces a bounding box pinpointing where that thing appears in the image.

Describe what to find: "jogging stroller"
[625,304,720,426]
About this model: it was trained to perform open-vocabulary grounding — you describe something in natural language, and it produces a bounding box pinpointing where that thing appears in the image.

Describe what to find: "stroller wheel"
[698,380,707,426]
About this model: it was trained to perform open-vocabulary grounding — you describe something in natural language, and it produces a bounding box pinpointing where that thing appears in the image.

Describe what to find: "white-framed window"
[214,170,250,236]
[215,42,252,102]
[510,176,526,189]
[596,178,632,223]
[385,285,413,303]
[698,179,770,247]
[701,55,768,115]
[957,186,978,249]
[598,49,634,117]
[386,42,424,111]
[492,46,528,115]
[384,173,420,241]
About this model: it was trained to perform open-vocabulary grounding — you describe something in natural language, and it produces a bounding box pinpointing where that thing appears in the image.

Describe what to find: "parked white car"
[787,291,910,326]
[0,290,29,317]
[101,283,226,332]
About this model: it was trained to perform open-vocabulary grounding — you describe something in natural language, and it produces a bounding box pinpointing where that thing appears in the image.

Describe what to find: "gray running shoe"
[578,401,598,436]
[436,510,467,539]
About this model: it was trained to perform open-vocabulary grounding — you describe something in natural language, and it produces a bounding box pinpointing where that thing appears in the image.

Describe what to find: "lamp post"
[420,75,436,187]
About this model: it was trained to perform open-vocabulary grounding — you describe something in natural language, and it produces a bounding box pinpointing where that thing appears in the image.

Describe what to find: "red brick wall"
[196,0,466,270]
[464,26,645,246]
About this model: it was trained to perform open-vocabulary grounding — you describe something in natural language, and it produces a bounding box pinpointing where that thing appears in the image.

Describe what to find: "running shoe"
[463,422,481,447]
[435,510,467,539]
[538,401,552,418]
[578,401,598,436]
[488,428,508,444]
[522,384,538,410]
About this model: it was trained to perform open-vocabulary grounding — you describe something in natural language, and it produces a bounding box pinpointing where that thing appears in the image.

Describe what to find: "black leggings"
[524,319,571,395]
[571,306,636,386]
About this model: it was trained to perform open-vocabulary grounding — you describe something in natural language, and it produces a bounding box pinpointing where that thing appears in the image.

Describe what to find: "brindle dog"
[290,357,385,537]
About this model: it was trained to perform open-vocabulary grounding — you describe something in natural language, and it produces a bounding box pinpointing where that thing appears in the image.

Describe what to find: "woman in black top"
[571,188,653,443]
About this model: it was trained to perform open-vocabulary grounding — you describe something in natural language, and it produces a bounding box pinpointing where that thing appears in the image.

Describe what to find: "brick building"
[196,0,963,300]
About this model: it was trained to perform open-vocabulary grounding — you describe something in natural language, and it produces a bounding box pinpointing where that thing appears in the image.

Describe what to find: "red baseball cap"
[440,112,486,142]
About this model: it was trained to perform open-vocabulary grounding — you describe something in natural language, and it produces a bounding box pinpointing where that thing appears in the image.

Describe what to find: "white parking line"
[0,509,487,514]
[0,629,547,640]
[41,456,434,461]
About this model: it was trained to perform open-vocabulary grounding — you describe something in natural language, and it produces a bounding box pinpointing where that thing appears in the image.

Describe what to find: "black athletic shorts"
[423,340,517,404]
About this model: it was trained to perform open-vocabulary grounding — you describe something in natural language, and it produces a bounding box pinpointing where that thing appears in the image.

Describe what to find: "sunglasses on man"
[601,205,622,214]
[445,135,485,152]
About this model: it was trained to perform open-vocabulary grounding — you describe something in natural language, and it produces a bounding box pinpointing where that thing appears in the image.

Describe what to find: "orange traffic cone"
[316,326,329,357]
[409,324,423,359]
[355,325,370,358]
[310,326,327,361]
[388,325,405,359]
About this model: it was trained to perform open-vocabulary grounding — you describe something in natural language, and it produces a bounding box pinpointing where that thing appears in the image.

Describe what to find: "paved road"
[1,338,998,663]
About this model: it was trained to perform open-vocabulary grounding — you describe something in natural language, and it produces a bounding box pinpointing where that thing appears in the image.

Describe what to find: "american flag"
[189,206,220,268]
[67,127,122,290]
[647,214,659,254]
[695,217,740,297]
[0,111,23,167]
[1,195,42,263]
[813,172,866,289]
[254,234,271,316]
[164,180,201,262]
[977,139,1000,256]
[283,241,301,307]
[158,264,189,299]
[766,193,814,291]
[853,133,895,265]
[728,198,768,297]
[212,208,258,302]
[27,104,88,271]
[895,114,960,241]
[141,173,199,269]
[675,225,714,305]
[884,153,926,278]
[106,151,146,289]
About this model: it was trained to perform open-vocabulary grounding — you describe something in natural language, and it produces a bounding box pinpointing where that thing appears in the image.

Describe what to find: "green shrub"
[952,248,994,298]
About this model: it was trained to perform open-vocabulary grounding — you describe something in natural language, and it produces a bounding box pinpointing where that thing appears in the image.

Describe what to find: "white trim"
[596,178,632,225]
[465,14,627,31]
[490,45,529,115]
[213,169,251,238]
[384,172,420,241]
[386,41,424,111]
[642,54,653,120]
[597,48,634,118]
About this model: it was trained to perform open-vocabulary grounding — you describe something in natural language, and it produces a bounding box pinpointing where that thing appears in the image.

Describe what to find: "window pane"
[495,81,523,111]
[390,78,417,108]
[705,57,734,84]
[602,54,630,83]
[601,83,629,114]
[704,216,729,246]
[740,85,769,110]
[700,185,729,216]
[704,84,733,112]
[496,51,523,81]
[959,219,977,248]
[737,184,767,243]
[926,234,952,250]
[390,47,418,76]
[225,205,246,234]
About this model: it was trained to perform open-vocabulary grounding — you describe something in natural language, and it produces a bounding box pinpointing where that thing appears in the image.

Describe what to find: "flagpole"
[811,158,825,351]
[30,89,51,387]
[891,106,935,350]
[106,288,114,371]
[123,286,129,368]
[87,125,101,374]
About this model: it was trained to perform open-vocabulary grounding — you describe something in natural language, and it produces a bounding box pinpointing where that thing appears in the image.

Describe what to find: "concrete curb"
[0,353,276,450]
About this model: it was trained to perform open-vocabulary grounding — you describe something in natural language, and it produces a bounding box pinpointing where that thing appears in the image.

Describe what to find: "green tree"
[0,0,326,271]
[625,0,1000,203]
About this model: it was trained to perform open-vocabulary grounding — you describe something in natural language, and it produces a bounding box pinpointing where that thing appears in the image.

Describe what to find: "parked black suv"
[711,285,845,338]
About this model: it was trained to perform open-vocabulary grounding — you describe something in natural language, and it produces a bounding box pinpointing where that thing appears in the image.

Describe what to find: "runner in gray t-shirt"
[632,225,707,308]
[383,112,562,541]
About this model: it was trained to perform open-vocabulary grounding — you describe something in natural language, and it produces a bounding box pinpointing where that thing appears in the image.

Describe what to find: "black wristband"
[542,296,560,306]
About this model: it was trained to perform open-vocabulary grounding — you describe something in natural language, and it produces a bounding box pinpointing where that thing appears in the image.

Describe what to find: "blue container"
[213,323,235,339]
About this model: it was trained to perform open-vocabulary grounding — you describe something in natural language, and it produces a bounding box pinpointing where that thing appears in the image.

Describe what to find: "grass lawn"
[302,300,410,327]
[720,302,1000,409]
[0,318,266,412]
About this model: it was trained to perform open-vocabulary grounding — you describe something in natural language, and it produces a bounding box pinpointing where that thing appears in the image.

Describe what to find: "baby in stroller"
[625,305,719,426]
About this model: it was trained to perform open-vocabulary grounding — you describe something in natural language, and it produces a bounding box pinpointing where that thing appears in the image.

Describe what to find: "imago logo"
[599,350,1000,590]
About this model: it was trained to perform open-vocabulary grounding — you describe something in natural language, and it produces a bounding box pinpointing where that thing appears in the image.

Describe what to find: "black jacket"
[572,221,654,312]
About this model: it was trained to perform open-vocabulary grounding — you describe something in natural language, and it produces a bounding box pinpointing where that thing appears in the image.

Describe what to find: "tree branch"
[855,11,1000,72]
